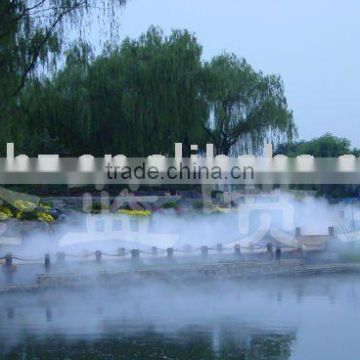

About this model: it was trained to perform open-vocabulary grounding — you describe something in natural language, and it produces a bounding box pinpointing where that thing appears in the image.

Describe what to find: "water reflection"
[0,326,295,360]
[0,274,359,359]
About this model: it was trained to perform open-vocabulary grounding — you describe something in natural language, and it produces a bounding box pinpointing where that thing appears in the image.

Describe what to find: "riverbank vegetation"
[275,134,360,198]
[0,199,58,222]
[1,0,295,157]
[1,1,359,201]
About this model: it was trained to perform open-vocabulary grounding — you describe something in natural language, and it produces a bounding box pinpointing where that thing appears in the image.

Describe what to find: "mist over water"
[1,275,360,359]
[1,192,360,359]
[2,191,359,259]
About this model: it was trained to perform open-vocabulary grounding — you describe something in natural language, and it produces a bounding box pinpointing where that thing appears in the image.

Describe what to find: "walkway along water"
[1,236,360,293]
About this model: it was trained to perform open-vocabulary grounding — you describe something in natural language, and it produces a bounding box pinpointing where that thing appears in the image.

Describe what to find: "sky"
[90,0,360,147]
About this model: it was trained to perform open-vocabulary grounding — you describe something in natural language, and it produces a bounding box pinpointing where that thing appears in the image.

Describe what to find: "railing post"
[44,253,51,273]
[295,228,302,256]
[151,246,158,256]
[95,250,102,263]
[297,244,303,258]
[166,247,174,258]
[4,253,13,284]
[216,243,223,253]
[201,246,209,257]
[266,242,273,254]
[275,243,282,260]
[325,226,335,251]
[131,249,140,260]
[234,244,241,256]
[5,253,12,268]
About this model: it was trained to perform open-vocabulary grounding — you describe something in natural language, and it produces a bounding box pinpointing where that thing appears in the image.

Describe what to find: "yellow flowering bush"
[0,199,57,222]
[13,199,36,211]
[213,206,231,214]
[36,211,55,222]
[118,209,152,216]
[39,203,52,210]
[0,206,13,220]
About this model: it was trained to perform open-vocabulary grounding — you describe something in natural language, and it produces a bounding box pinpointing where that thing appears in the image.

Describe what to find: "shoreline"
[2,259,360,294]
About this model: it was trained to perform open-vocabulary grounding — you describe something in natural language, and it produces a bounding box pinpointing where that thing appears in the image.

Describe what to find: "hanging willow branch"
[202,54,296,155]
[0,0,127,113]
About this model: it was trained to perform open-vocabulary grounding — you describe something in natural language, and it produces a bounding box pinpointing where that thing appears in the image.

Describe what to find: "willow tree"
[0,0,127,150]
[12,41,95,155]
[114,27,208,156]
[202,54,296,155]
[10,27,209,156]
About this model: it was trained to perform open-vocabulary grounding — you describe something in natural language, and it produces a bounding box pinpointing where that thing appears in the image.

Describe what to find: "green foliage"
[275,133,360,198]
[161,201,179,209]
[83,200,108,213]
[90,201,103,213]
[2,28,210,156]
[0,0,127,144]
[276,133,357,157]
[1,20,294,158]
[192,200,205,210]
[202,53,296,155]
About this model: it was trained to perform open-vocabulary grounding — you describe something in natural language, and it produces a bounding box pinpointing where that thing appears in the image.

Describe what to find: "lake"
[0,274,359,359]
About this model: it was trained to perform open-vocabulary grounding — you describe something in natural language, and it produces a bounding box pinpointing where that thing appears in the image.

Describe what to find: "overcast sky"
[96,0,360,147]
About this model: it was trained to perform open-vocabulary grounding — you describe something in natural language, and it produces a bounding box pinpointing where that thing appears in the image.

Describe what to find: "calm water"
[0,274,360,359]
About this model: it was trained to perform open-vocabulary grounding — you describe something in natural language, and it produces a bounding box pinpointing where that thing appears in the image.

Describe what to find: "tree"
[275,133,357,157]
[112,27,208,156]
[7,27,209,156]
[202,54,296,155]
[2,27,296,159]
[0,0,127,114]
[275,133,360,198]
